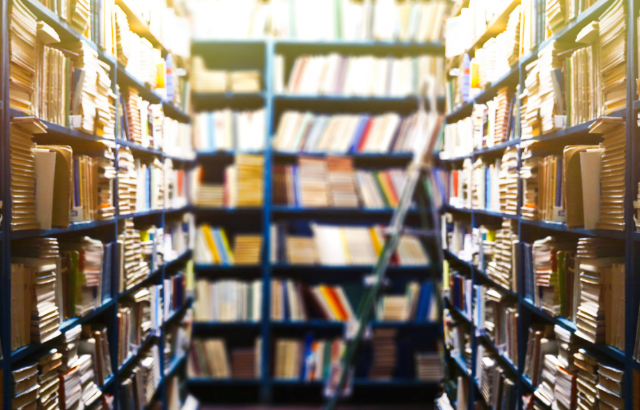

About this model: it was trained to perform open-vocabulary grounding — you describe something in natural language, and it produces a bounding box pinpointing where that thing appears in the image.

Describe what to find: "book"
[193,109,266,152]
[194,279,262,322]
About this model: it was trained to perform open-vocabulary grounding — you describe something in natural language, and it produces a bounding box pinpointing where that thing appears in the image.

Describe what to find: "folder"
[563,145,599,228]
[38,145,73,228]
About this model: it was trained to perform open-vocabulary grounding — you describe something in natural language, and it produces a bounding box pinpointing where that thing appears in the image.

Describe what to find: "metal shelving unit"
[438,0,640,409]
[0,1,194,409]
[189,37,445,406]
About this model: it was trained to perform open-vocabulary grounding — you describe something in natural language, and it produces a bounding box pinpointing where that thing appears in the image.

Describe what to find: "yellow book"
[369,227,383,256]
[218,228,235,265]
[202,225,221,264]
[338,228,351,265]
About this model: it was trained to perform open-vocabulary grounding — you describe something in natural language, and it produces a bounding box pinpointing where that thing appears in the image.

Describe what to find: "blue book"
[416,282,432,321]
[212,229,229,265]
[102,243,112,303]
[300,332,314,380]
[293,165,301,207]
[349,115,369,153]
[73,158,80,207]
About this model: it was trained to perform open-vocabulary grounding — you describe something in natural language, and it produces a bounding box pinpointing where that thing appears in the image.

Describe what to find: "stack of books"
[163,118,195,160]
[415,352,444,381]
[574,348,601,410]
[368,328,397,380]
[500,147,518,215]
[11,238,62,347]
[117,147,137,214]
[284,235,317,265]
[442,117,473,159]
[596,362,624,409]
[194,279,262,322]
[36,348,62,410]
[119,219,151,291]
[233,235,263,265]
[530,237,574,317]
[134,157,165,212]
[520,146,540,220]
[9,119,44,230]
[9,0,37,115]
[229,71,261,92]
[575,238,625,346]
[523,325,556,387]
[78,354,101,406]
[569,23,601,126]
[485,219,518,292]
[57,325,84,410]
[327,157,360,207]
[193,109,266,152]
[12,363,39,410]
[122,87,143,145]
[226,154,264,207]
[471,158,501,211]
[297,157,330,207]
[482,287,518,364]
[591,117,626,230]
[284,54,440,97]
[195,182,224,207]
[599,0,627,115]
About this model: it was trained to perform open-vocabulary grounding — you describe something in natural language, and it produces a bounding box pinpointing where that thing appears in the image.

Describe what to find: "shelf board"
[519,219,625,240]
[114,0,171,55]
[478,335,518,375]
[521,299,625,363]
[11,298,115,363]
[450,354,470,376]
[115,138,164,156]
[192,92,267,110]
[442,205,517,220]
[473,64,520,105]
[473,269,518,298]
[194,264,262,275]
[100,374,115,391]
[192,322,261,332]
[196,150,266,159]
[275,40,445,56]
[271,320,440,329]
[472,139,520,157]
[9,108,114,145]
[117,65,163,104]
[165,354,187,378]
[194,207,263,215]
[445,100,474,124]
[444,296,471,324]
[120,209,164,219]
[164,153,196,162]
[162,101,191,124]
[119,267,163,299]
[186,378,261,386]
[273,94,445,114]
[165,250,193,270]
[165,298,193,325]
[271,264,434,276]
[465,0,521,56]
[272,150,414,165]
[271,206,420,217]
[118,335,157,374]
[11,219,116,240]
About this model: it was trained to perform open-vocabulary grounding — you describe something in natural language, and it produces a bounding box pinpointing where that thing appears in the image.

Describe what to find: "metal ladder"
[324,79,445,410]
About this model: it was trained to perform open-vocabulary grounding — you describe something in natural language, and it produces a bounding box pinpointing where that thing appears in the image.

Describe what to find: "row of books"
[9,5,116,138]
[194,225,263,266]
[523,324,626,410]
[117,286,159,366]
[444,147,517,216]
[444,309,472,370]
[190,0,449,42]
[273,111,429,154]
[164,271,187,319]
[441,88,516,159]
[193,278,437,324]
[10,237,114,350]
[192,58,261,93]
[284,54,442,97]
[523,237,625,350]
[476,286,518,365]
[164,214,195,263]
[188,338,261,379]
[119,343,162,410]
[270,222,429,266]
[520,1,626,141]
[117,147,195,215]
[521,118,625,230]
[12,323,113,410]
[193,109,266,152]
[441,215,518,293]
[476,348,517,410]
[272,157,408,208]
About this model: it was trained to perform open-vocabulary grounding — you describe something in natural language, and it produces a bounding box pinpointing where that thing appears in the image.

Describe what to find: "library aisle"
[0,0,454,410]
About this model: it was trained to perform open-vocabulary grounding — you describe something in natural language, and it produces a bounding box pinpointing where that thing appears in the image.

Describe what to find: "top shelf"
[114,0,171,56]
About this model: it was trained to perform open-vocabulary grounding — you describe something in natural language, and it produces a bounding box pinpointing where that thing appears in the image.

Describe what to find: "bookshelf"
[438,0,640,409]
[0,0,194,409]
[188,38,445,405]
